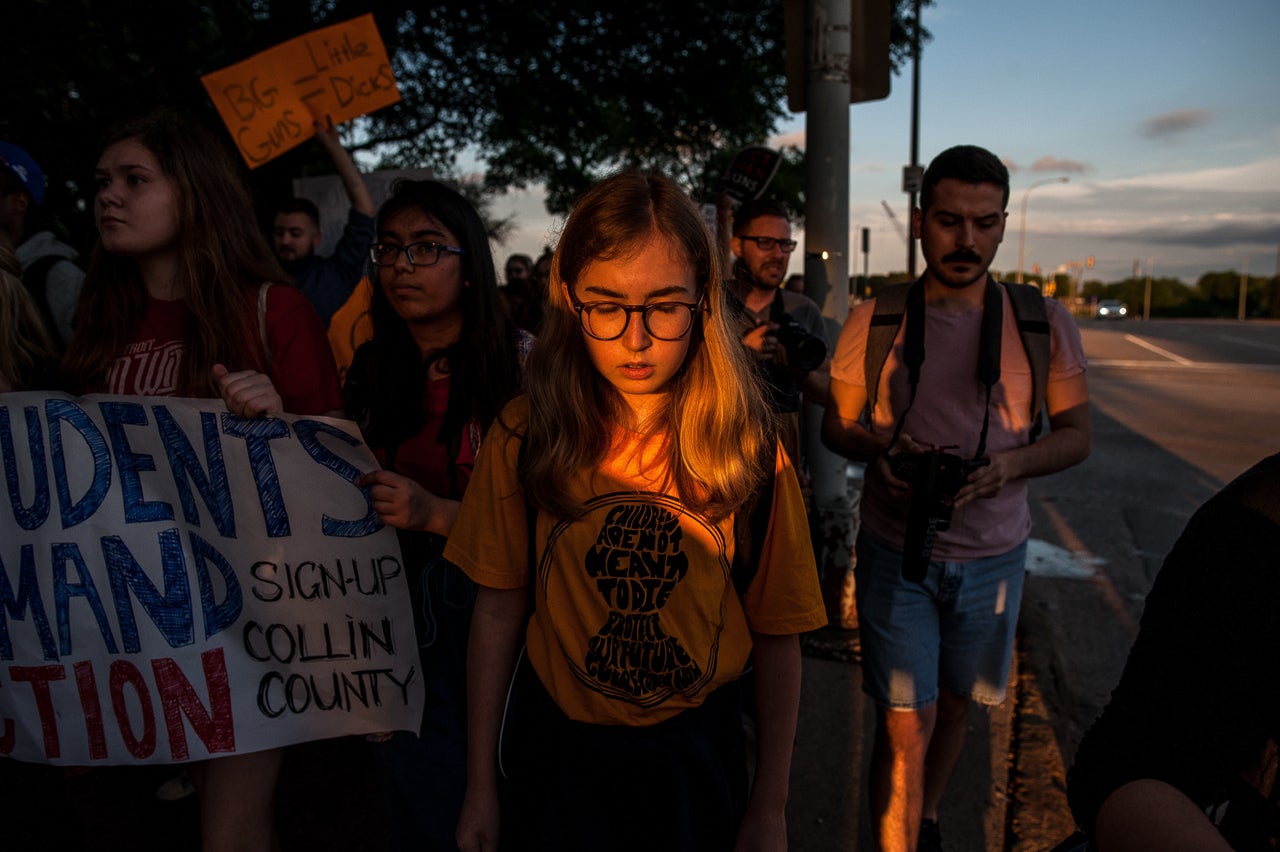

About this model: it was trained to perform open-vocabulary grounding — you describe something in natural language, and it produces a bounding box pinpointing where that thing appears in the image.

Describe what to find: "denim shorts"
[855,533,1027,709]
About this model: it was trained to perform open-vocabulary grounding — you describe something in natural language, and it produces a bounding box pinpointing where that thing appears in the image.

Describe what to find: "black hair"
[347,180,522,473]
[275,197,321,228]
[920,145,1010,212]
[732,198,791,236]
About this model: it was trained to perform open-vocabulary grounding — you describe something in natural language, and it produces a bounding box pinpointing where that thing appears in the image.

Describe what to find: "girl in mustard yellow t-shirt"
[447,171,826,852]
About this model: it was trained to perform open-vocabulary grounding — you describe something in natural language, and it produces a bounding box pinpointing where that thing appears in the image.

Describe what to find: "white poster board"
[0,392,423,765]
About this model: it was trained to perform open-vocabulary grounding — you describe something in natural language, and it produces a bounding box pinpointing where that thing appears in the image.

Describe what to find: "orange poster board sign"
[201,14,400,168]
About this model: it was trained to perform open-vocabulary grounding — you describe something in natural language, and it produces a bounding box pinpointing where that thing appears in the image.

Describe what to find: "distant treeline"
[852,270,1280,319]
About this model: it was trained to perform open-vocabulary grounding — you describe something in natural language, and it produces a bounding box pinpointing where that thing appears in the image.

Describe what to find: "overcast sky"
[489,0,1280,285]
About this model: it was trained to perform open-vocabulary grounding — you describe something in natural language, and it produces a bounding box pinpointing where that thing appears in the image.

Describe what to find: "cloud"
[1002,158,1020,174]
[770,129,806,150]
[1101,220,1279,249]
[1093,156,1280,194]
[1004,155,1280,277]
[1141,109,1213,139]
[1031,156,1087,174]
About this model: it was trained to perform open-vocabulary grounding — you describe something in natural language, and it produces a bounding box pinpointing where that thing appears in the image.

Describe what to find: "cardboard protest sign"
[0,393,423,765]
[200,14,400,168]
[714,146,782,203]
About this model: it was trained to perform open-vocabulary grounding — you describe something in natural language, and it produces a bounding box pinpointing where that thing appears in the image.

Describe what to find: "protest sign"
[0,392,423,765]
[200,14,401,168]
[714,146,782,203]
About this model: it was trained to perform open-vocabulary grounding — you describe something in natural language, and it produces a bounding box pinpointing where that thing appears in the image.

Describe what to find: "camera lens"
[775,319,826,372]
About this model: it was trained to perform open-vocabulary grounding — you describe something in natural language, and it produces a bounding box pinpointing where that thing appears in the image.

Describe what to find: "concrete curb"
[1005,631,1078,851]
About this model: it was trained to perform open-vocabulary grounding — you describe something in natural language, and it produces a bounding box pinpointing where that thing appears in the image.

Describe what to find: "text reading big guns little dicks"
[200,14,400,168]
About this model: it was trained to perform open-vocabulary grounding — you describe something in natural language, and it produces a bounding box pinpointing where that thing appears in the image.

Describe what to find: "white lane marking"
[1088,360,1280,371]
[1025,538,1103,579]
[1122,334,1194,365]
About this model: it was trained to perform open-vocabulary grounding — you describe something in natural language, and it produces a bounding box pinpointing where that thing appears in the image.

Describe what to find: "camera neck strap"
[886,275,1003,460]
[767,288,786,323]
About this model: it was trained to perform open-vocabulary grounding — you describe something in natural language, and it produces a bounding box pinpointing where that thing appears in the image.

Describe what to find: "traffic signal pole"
[801,0,857,629]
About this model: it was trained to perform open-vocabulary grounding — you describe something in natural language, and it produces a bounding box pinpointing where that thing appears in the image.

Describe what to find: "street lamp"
[1143,256,1156,321]
[1015,176,1069,284]
[1238,254,1266,321]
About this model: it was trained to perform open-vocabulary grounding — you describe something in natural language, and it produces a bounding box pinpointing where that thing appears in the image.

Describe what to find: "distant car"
[1095,299,1129,319]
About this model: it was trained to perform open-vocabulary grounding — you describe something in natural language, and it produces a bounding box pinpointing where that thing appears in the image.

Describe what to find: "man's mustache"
[942,249,982,264]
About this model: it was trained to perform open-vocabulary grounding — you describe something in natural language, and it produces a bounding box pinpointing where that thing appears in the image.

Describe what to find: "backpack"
[864,276,1052,440]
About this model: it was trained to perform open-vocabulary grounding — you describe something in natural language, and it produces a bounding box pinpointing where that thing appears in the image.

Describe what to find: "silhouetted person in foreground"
[1067,453,1280,851]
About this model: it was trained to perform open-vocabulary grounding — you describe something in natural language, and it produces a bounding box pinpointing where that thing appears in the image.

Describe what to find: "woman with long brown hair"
[63,109,340,416]
[62,107,342,852]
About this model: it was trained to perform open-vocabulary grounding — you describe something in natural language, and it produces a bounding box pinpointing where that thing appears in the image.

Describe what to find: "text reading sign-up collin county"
[0,393,423,765]
[200,14,401,168]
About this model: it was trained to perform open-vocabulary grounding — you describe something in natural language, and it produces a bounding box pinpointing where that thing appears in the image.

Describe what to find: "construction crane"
[881,200,907,245]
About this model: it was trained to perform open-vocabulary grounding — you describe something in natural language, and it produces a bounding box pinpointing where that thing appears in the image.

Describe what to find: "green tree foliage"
[4,0,927,251]
[1195,270,1272,317]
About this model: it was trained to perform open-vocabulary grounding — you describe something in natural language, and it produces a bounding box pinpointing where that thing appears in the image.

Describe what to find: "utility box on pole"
[785,0,892,112]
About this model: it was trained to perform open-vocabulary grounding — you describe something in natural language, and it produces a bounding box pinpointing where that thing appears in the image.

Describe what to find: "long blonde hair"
[0,241,57,391]
[522,171,775,520]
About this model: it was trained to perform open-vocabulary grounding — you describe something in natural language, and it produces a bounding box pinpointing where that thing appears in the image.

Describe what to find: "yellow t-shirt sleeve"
[442,399,531,590]
[740,442,829,636]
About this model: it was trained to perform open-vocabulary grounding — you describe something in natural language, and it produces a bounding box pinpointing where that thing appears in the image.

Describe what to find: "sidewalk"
[788,628,1016,851]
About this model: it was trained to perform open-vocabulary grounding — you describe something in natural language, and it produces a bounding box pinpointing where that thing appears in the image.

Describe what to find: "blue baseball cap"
[0,142,46,206]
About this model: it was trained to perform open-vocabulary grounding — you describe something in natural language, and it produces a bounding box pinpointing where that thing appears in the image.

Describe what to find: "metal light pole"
[906,0,921,279]
[801,0,856,629]
[1239,256,1253,321]
[1144,257,1155,321]
[1015,176,1068,284]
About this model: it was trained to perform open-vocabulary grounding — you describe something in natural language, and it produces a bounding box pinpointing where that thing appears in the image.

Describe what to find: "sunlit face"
[914,179,1007,290]
[731,214,792,289]
[572,234,700,424]
[272,212,320,262]
[376,207,467,331]
[94,139,181,261]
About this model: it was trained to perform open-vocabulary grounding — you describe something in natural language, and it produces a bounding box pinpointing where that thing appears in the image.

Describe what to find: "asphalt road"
[1011,317,1280,848]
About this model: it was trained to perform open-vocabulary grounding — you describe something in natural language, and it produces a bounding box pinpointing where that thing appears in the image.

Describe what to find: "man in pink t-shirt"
[822,145,1091,852]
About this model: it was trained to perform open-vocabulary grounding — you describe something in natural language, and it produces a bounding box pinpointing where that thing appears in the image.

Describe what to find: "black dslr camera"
[773,313,827,373]
[887,450,990,582]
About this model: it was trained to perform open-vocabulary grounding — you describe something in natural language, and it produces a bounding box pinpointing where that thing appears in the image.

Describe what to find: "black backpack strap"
[20,255,66,350]
[869,278,1051,441]
[1000,280,1051,440]
[864,281,913,419]
[731,438,779,600]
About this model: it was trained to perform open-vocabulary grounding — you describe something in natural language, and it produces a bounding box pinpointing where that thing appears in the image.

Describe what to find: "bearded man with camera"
[728,198,831,467]
[821,145,1091,852]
